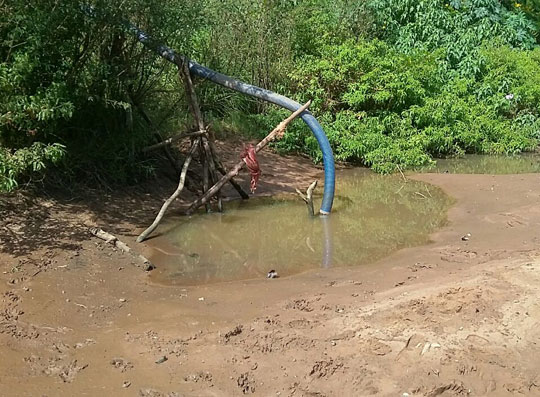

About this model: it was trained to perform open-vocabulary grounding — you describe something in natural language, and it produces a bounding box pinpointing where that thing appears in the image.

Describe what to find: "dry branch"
[296,180,318,217]
[137,138,200,243]
[215,158,250,199]
[90,227,155,271]
[185,100,311,215]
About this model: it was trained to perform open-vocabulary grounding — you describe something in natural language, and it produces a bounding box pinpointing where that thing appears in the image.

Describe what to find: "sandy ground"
[1,147,540,396]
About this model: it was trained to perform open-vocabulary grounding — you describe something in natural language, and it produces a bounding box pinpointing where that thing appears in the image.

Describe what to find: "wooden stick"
[90,227,155,271]
[201,141,211,213]
[142,131,204,153]
[179,63,223,212]
[207,128,249,200]
[201,137,221,207]
[181,62,205,132]
[296,180,318,217]
[185,100,311,215]
[214,155,250,200]
[137,138,200,242]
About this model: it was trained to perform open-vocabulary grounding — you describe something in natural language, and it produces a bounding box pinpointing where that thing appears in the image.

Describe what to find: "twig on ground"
[136,138,200,243]
[90,227,156,270]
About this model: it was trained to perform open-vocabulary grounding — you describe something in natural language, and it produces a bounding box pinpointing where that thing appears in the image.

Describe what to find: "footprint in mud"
[440,248,478,263]
[110,357,133,372]
[125,330,187,358]
[484,212,528,228]
[308,359,344,379]
[408,262,436,272]
[287,318,312,329]
[41,358,88,383]
[1,291,40,340]
[364,339,392,356]
[184,371,213,384]
[286,299,314,312]
[138,388,181,397]
[237,371,256,394]
[285,296,324,312]
[425,381,467,397]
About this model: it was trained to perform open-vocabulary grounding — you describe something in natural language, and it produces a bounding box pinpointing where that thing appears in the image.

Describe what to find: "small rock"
[198,297,205,301]
[143,263,155,271]
[461,233,471,241]
[155,356,168,364]
[119,298,127,303]
[122,381,131,388]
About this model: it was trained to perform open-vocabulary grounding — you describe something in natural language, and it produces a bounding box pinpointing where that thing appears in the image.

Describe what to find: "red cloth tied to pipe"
[241,144,261,193]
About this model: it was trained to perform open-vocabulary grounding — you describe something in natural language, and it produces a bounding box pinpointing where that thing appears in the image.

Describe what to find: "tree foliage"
[0,0,202,189]
[1,0,540,190]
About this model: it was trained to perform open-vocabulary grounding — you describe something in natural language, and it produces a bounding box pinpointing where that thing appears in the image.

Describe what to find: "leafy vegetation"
[0,0,202,189]
[1,0,540,190]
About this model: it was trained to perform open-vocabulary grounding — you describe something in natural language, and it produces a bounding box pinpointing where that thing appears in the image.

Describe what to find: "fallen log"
[89,227,155,271]
[185,100,311,216]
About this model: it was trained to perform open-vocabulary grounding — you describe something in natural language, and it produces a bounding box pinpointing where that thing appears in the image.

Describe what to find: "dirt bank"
[1,149,540,396]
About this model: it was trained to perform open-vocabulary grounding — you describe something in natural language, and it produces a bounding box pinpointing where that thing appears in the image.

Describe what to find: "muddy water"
[427,153,540,174]
[148,168,453,285]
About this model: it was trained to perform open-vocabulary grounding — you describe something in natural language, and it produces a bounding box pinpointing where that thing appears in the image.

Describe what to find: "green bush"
[277,37,540,172]
[367,0,537,76]
[0,0,202,191]
[0,143,65,191]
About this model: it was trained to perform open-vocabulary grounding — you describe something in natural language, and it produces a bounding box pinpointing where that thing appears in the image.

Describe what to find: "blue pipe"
[187,61,335,214]
[84,5,335,213]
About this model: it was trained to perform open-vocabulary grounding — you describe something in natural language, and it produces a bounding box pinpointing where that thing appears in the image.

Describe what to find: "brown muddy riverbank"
[1,149,540,396]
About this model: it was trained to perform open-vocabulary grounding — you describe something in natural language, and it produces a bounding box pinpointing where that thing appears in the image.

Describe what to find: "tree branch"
[137,138,200,242]
[90,227,155,271]
[296,180,318,217]
[185,100,311,215]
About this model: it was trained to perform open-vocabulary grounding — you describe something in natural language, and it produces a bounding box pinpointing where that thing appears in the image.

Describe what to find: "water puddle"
[426,153,540,174]
[150,169,452,285]
[148,168,453,285]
